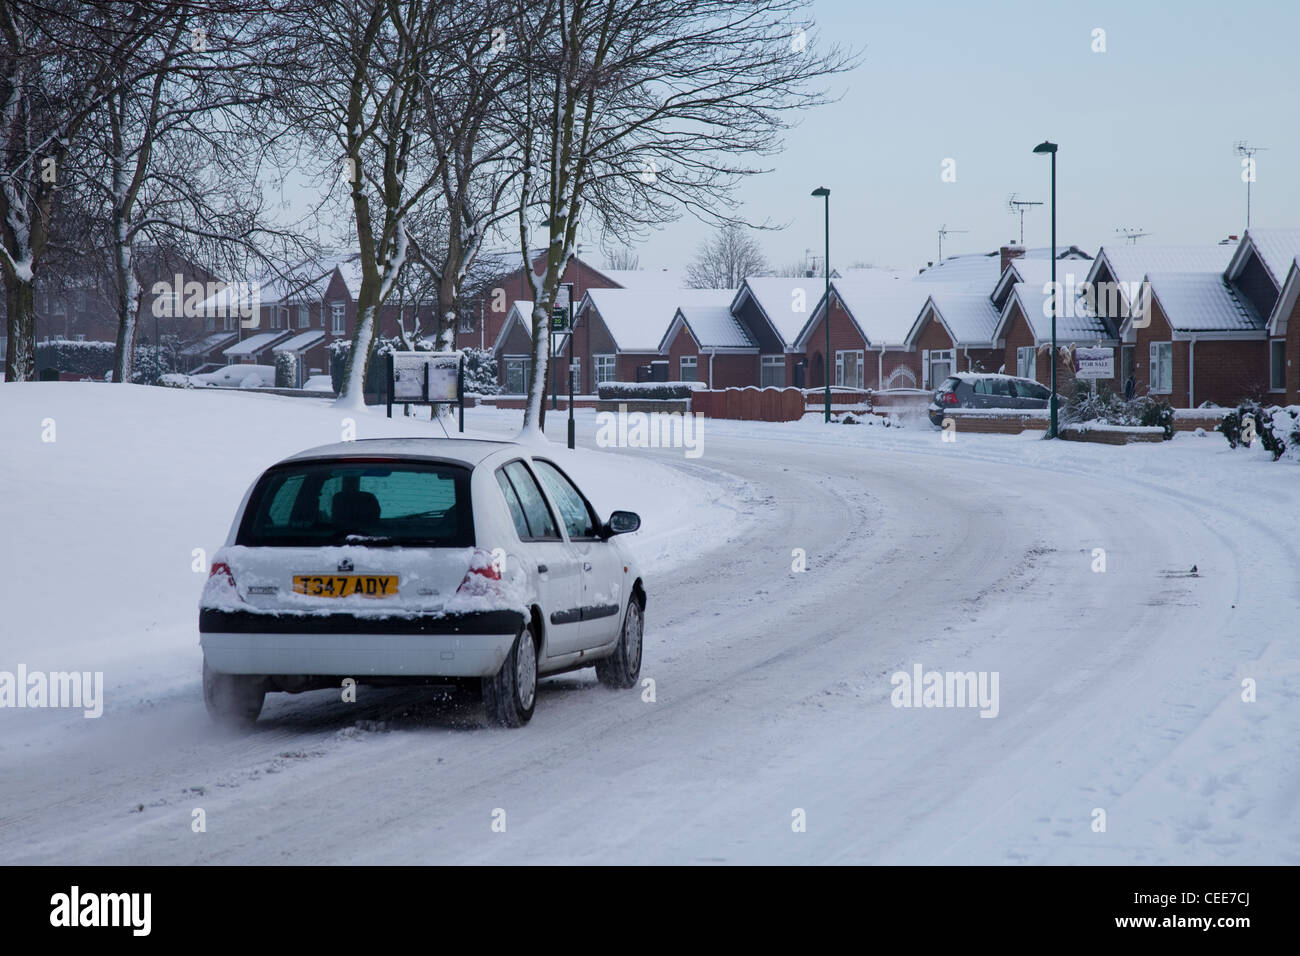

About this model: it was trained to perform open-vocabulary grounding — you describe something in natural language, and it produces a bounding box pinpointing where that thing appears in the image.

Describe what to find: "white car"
[198,438,646,728]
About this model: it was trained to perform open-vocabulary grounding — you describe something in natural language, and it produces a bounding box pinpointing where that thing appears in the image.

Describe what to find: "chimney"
[1000,244,1025,274]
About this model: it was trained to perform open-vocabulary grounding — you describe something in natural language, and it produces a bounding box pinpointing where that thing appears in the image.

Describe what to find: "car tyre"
[483,622,537,728]
[596,595,643,690]
[202,658,266,728]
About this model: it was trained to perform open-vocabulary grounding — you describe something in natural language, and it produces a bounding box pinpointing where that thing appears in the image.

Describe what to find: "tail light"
[209,561,236,587]
[457,549,503,596]
[938,391,958,405]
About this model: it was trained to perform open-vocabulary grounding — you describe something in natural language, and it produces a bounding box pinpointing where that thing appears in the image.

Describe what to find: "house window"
[835,350,864,388]
[504,356,531,395]
[923,349,955,388]
[594,354,615,384]
[570,359,581,395]
[1017,346,1036,380]
[761,355,784,388]
[1148,341,1172,393]
[299,304,310,328]
[76,291,86,312]
[331,302,345,333]
[680,355,697,382]
[205,316,215,332]
[1270,339,1286,391]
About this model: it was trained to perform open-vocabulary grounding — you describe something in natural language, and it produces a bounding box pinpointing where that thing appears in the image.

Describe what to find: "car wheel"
[596,595,643,690]
[202,658,266,728]
[483,622,537,727]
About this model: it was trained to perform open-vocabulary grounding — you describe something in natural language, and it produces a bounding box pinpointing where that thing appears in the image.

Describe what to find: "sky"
[614,0,1300,276]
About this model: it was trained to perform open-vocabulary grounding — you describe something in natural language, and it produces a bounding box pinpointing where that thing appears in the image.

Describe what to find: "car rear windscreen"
[237,460,475,547]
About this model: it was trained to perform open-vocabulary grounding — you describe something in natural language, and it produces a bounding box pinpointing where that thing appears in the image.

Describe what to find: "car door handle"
[537,564,548,574]
[583,562,592,572]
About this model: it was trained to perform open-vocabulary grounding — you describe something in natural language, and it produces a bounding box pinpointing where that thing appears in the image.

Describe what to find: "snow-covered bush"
[157,373,193,388]
[1219,403,1299,460]
[1064,382,1173,439]
[275,350,297,388]
[597,381,703,400]
[462,347,500,395]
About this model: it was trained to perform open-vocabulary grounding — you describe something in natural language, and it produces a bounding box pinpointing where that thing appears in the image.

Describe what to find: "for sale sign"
[1074,347,1114,379]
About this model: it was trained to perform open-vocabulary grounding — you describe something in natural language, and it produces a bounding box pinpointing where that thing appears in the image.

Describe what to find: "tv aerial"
[1006,194,1043,245]
[938,225,969,264]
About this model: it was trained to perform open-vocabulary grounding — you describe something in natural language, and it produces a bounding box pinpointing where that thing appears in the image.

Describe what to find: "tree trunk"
[4,278,36,382]
[111,223,139,383]
[339,292,379,410]
[525,303,551,435]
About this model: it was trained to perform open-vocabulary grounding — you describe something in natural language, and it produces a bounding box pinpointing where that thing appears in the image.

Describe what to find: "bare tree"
[507,0,856,433]
[1,0,177,381]
[604,246,639,271]
[73,4,301,383]
[684,224,767,289]
[281,0,469,406]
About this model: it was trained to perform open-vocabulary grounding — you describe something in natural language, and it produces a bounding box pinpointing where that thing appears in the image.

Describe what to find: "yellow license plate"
[292,574,399,598]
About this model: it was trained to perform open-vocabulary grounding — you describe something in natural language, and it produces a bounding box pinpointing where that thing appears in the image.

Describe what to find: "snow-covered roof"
[179,332,237,356]
[733,277,825,347]
[579,288,733,352]
[1233,228,1300,289]
[273,330,325,353]
[1003,282,1115,343]
[1092,244,1236,291]
[913,252,1003,290]
[912,291,1001,345]
[665,305,758,350]
[223,331,290,357]
[1145,272,1264,333]
[815,273,928,348]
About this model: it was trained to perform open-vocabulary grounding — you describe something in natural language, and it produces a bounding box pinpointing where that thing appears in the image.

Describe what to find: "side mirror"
[604,510,641,536]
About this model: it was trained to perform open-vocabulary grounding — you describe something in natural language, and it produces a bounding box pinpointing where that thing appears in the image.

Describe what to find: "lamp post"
[811,187,830,422]
[1032,141,1059,439]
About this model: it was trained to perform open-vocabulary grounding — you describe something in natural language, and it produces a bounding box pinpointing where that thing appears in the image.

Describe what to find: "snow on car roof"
[281,437,517,467]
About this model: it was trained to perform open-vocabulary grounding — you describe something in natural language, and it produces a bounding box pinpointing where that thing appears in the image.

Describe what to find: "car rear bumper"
[199,608,525,678]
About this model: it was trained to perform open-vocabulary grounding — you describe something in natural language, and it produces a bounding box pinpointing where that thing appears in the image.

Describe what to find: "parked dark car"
[929,373,1051,426]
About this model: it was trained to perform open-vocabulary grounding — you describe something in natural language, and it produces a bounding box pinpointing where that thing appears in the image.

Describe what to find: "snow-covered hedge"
[597,381,705,400]
[36,339,177,385]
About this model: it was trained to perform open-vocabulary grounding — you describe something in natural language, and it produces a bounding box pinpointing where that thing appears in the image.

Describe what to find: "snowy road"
[3,405,1298,864]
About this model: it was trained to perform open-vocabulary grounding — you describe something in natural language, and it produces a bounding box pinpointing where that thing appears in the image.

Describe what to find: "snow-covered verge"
[0,384,756,719]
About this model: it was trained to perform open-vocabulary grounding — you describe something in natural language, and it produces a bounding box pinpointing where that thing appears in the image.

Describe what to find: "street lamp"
[811,187,830,423]
[1032,141,1059,439]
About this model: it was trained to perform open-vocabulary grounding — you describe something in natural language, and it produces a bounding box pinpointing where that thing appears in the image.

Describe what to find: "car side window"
[992,379,1014,397]
[500,461,561,540]
[532,459,598,539]
[495,469,531,539]
[973,379,991,395]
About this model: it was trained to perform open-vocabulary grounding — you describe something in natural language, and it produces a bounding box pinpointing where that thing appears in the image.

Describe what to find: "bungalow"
[477,251,630,349]
[990,256,1118,390]
[795,272,925,389]
[727,277,824,386]
[904,291,1003,388]
[658,303,759,387]
[1082,242,1237,391]
[1225,229,1300,402]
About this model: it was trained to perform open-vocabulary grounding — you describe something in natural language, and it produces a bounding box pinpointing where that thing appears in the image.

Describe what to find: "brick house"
[903,292,1003,389]
[476,252,629,350]
[795,273,923,389]
[1083,242,1237,395]
[727,277,821,386]
[1225,229,1300,403]
[658,303,759,387]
